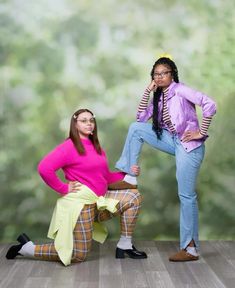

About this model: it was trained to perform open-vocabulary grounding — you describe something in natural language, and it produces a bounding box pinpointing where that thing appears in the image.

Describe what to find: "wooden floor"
[1,241,235,288]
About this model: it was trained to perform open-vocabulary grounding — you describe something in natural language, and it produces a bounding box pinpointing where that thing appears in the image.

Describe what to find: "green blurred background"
[0,0,235,243]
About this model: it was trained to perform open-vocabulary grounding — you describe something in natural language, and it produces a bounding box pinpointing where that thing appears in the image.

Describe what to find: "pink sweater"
[38,138,124,196]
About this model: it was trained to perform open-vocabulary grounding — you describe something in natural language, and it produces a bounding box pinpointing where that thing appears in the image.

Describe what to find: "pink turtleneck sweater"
[38,138,125,196]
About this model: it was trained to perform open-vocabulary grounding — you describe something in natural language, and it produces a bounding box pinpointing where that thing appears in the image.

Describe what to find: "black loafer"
[5,233,31,259]
[5,243,24,259]
[132,245,147,256]
[17,233,31,244]
[115,246,147,259]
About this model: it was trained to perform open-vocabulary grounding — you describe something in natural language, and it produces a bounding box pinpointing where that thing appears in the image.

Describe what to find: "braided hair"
[151,57,179,138]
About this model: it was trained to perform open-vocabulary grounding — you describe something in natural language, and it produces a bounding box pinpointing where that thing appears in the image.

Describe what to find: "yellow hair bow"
[158,53,173,60]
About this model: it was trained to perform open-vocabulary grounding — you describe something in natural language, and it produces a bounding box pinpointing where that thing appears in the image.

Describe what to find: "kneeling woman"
[6,108,147,266]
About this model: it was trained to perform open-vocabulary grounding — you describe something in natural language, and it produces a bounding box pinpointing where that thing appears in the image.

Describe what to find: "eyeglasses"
[76,118,95,124]
[153,71,172,78]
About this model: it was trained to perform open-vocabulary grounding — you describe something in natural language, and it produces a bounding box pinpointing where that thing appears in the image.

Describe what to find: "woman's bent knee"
[129,189,143,206]
[129,122,142,133]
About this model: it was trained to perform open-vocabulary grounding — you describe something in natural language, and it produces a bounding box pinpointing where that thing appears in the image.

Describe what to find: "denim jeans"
[115,122,205,249]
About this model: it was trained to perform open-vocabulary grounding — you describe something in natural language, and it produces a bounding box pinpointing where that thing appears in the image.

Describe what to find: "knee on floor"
[72,250,89,262]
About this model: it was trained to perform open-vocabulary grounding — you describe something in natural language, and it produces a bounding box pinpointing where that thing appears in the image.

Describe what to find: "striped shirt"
[137,87,212,136]
[136,88,151,121]
[200,116,212,136]
[162,87,176,134]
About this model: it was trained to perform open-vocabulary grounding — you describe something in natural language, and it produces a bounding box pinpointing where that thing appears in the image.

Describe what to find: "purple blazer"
[136,81,217,152]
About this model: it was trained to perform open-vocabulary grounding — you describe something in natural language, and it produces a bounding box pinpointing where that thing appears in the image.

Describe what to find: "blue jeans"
[115,122,205,249]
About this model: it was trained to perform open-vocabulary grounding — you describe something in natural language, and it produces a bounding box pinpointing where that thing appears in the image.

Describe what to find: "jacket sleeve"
[38,143,69,195]
[178,84,217,117]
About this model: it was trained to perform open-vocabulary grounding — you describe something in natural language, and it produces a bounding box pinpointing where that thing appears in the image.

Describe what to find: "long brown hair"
[69,108,102,155]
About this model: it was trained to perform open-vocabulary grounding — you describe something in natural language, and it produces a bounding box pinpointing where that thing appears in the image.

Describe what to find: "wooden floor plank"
[120,266,149,288]
[23,277,51,288]
[210,241,235,260]
[99,241,123,288]
[0,244,19,284]
[200,241,235,288]
[186,262,226,288]
[139,241,175,288]
[1,260,34,288]
[111,240,149,288]
[145,271,175,288]
[156,241,200,288]
[229,260,235,269]
[28,258,57,278]
[73,241,100,284]
[78,282,102,288]
[99,241,122,275]
[1,241,235,288]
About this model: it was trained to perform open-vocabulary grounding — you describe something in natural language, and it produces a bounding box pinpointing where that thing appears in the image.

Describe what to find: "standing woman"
[114,56,216,261]
[6,108,147,265]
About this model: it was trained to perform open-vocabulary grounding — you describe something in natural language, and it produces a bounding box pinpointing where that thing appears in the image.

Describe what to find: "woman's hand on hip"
[68,181,82,193]
[181,130,203,142]
[131,165,140,176]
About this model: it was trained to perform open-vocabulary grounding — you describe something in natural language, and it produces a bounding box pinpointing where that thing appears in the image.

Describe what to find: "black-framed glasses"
[153,71,172,78]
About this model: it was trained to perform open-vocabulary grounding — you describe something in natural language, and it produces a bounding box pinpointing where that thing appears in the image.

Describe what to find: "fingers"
[68,181,82,193]
[181,130,203,142]
[148,80,158,91]
[153,81,158,92]
[131,165,140,176]
[181,131,191,142]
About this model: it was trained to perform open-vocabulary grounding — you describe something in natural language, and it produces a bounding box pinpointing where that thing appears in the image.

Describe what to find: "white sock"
[123,174,137,185]
[117,235,132,250]
[186,246,198,257]
[19,241,35,257]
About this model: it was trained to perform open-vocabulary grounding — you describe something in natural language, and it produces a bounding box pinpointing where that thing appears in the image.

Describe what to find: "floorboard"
[0,241,234,288]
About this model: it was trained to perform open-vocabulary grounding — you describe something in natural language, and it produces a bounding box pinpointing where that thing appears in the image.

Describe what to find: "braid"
[151,57,179,138]
[152,89,162,138]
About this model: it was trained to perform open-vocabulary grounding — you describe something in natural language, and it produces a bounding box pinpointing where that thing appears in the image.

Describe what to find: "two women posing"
[6,56,216,264]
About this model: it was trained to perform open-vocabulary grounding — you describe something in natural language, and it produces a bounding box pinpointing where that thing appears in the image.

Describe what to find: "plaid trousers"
[34,188,142,263]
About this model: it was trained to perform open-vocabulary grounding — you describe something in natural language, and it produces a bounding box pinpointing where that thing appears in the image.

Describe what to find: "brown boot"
[169,250,199,262]
[108,180,137,190]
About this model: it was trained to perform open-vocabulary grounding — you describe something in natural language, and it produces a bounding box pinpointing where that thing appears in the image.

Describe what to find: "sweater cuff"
[57,183,69,196]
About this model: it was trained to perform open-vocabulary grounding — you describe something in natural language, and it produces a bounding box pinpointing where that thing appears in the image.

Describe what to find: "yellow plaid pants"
[34,189,142,263]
